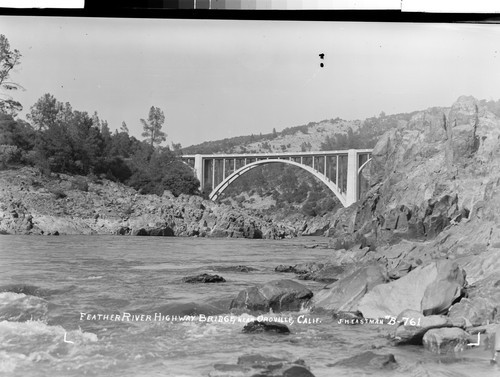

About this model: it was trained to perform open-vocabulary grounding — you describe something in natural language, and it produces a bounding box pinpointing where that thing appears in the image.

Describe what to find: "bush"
[50,188,67,199]
[71,176,89,191]
[0,144,21,168]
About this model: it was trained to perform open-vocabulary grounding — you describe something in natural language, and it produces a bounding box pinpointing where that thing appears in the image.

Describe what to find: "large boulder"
[358,260,466,318]
[312,264,389,312]
[448,272,500,326]
[392,309,465,345]
[230,279,313,312]
[422,327,470,354]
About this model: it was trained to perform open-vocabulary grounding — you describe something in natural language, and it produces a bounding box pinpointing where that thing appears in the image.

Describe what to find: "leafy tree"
[67,110,103,173]
[171,142,182,155]
[300,141,311,152]
[92,112,111,156]
[0,34,23,115]
[109,130,141,158]
[0,112,34,152]
[141,106,166,147]
[0,144,20,169]
[127,144,199,196]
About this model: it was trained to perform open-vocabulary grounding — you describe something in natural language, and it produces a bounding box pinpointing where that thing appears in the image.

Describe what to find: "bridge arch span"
[209,159,348,207]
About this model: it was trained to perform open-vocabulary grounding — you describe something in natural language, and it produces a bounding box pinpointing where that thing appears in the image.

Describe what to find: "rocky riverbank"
[0,167,298,238]
[308,96,500,359]
[211,96,500,366]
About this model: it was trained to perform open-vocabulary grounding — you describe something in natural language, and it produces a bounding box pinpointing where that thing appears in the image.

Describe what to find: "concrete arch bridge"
[182,149,372,207]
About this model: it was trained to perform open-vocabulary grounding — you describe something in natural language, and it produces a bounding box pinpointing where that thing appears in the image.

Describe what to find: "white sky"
[1,17,500,147]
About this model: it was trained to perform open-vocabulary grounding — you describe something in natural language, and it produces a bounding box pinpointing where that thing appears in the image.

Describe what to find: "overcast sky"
[2,17,500,147]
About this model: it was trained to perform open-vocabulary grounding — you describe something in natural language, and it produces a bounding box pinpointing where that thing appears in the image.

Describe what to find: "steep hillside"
[326,95,500,283]
[183,110,421,155]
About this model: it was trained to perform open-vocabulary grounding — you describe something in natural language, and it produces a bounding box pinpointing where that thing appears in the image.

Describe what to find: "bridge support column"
[346,149,358,206]
[194,154,204,191]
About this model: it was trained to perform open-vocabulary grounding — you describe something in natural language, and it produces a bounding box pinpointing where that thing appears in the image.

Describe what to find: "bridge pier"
[194,154,204,191]
[345,149,358,206]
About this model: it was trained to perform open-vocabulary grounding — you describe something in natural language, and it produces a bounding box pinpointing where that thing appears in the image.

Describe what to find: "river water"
[0,235,497,377]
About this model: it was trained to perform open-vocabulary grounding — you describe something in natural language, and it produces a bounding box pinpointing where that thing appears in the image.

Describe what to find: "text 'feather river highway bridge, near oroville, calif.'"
[182,149,373,207]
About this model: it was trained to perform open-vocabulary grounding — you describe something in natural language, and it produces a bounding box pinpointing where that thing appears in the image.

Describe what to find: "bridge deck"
[182,149,373,159]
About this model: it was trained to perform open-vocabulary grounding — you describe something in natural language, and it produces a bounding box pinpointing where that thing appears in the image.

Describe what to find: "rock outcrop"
[320,96,500,358]
[0,167,298,238]
[326,96,500,257]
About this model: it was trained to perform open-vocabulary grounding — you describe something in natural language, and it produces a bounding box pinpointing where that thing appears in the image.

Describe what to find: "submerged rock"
[182,274,226,283]
[210,354,315,377]
[210,265,257,273]
[230,279,313,312]
[275,265,296,273]
[297,263,346,284]
[358,260,466,318]
[242,320,290,334]
[331,351,397,370]
[332,310,364,322]
[293,262,324,275]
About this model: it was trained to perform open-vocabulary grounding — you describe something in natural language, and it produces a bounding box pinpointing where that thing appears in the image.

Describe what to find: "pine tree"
[0,34,23,115]
[120,121,129,134]
[141,106,166,147]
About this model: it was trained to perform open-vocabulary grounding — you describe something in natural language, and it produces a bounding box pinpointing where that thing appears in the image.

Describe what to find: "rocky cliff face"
[0,168,297,238]
[327,96,500,282]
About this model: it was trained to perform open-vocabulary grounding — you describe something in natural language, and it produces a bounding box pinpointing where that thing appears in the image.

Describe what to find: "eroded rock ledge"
[0,167,297,238]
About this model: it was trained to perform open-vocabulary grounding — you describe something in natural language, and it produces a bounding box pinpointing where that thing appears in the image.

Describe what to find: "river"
[0,236,496,377]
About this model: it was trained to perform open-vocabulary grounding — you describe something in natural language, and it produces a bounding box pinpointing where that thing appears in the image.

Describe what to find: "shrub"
[50,188,67,199]
[0,144,21,169]
[72,176,89,192]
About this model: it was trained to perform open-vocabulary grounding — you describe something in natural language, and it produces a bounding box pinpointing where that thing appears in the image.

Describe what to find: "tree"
[0,113,34,151]
[120,121,129,134]
[27,93,62,131]
[141,106,166,147]
[171,142,182,155]
[0,34,23,115]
